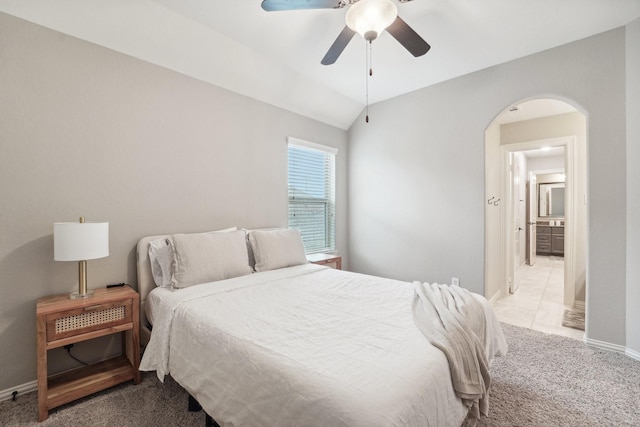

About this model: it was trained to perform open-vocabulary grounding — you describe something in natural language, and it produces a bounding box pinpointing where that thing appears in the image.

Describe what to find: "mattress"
[141,264,506,427]
[144,286,170,326]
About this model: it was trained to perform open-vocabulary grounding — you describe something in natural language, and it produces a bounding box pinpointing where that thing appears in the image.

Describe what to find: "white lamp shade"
[346,0,397,40]
[54,222,109,261]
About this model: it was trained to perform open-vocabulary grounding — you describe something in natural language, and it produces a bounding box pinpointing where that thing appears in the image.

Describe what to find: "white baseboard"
[626,347,640,362]
[0,380,37,402]
[573,300,585,312]
[488,289,502,305]
[585,337,626,354]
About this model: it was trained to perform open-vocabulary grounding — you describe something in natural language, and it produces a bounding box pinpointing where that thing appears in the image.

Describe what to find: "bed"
[137,228,507,427]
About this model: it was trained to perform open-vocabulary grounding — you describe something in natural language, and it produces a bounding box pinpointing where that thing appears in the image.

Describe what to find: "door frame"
[500,136,577,306]
[527,172,537,266]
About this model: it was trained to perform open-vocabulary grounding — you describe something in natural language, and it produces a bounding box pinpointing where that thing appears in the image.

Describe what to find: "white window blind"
[287,137,336,254]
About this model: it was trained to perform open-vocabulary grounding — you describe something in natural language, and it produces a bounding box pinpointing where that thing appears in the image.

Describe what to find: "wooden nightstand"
[36,286,140,421]
[307,253,342,270]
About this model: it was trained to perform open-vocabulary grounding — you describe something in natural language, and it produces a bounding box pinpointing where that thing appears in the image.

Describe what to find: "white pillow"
[171,229,252,288]
[148,227,237,288]
[149,237,173,288]
[241,227,281,271]
[248,228,308,272]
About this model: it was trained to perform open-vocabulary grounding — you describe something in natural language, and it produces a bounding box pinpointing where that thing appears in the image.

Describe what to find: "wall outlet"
[451,277,460,287]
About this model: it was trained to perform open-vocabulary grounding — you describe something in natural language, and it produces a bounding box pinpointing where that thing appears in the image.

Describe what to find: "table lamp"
[54,216,109,299]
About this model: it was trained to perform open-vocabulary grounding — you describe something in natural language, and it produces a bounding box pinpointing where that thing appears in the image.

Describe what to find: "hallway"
[492,256,585,340]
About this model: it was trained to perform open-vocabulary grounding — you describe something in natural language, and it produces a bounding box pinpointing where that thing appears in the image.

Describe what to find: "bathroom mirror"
[538,182,565,217]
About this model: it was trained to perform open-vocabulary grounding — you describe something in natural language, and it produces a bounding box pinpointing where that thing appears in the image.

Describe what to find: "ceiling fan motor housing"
[260,0,430,65]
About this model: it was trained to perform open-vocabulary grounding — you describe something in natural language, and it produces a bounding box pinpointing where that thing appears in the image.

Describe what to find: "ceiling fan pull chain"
[369,38,373,76]
[365,40,371,123]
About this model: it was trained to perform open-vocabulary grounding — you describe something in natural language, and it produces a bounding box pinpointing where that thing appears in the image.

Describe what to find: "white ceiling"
[1,0,639,129]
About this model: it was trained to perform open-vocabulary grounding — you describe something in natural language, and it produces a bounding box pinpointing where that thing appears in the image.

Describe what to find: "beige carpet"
[2,323,639,426]
[477,324,640,426]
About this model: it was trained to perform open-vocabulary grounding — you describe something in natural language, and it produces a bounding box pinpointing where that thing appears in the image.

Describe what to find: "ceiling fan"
[261,0,431,65]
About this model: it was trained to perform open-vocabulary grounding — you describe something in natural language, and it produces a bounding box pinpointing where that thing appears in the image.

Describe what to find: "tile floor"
[491,255,585,340]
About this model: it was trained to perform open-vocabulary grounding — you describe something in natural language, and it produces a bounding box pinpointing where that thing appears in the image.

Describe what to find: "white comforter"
[140,264,507,427]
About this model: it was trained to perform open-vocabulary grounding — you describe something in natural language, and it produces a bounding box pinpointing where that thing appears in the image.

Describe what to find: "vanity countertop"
[537,219,564,227]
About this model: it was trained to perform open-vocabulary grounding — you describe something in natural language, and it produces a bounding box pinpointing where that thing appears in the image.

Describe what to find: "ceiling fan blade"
[321,26,356,65]
[386,16,431,57]
[261,0,344,12]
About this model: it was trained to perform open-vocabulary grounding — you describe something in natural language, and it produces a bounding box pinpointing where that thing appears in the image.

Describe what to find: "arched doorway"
[484,98,587,339]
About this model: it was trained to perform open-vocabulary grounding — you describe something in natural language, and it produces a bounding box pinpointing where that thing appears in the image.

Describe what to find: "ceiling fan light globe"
[345,0,397,40]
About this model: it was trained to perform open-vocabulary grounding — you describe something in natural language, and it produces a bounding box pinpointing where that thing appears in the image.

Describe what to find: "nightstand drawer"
[307,253,342,270]
[46,300,133,342]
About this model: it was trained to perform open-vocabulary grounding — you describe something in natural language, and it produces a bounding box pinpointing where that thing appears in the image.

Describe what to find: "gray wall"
[627,18,640,356]
[349,28,627,346]
[0,13,348,391]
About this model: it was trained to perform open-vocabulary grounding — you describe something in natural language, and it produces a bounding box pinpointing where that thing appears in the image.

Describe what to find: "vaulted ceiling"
[1,0,639,129]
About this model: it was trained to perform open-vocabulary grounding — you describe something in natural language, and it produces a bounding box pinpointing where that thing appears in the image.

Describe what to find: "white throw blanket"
[412,282,492,424]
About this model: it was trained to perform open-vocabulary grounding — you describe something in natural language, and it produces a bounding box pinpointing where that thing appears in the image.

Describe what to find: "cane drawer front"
[46,300,133,343]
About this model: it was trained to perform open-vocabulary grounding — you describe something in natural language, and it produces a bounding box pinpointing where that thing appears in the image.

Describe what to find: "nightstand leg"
[36,314,48,421]
[130,301,140,384]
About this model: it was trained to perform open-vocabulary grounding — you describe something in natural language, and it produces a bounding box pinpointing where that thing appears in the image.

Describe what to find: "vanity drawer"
[537,242,551,253]
[537,233,551,242]
[537,225,551,235]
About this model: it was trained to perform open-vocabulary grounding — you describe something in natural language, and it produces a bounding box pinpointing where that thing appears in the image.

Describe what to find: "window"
[287,137,337,254]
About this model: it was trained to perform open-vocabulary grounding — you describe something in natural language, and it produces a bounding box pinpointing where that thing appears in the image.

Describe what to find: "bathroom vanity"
[535,177,565,256]
[536,222,564,256]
